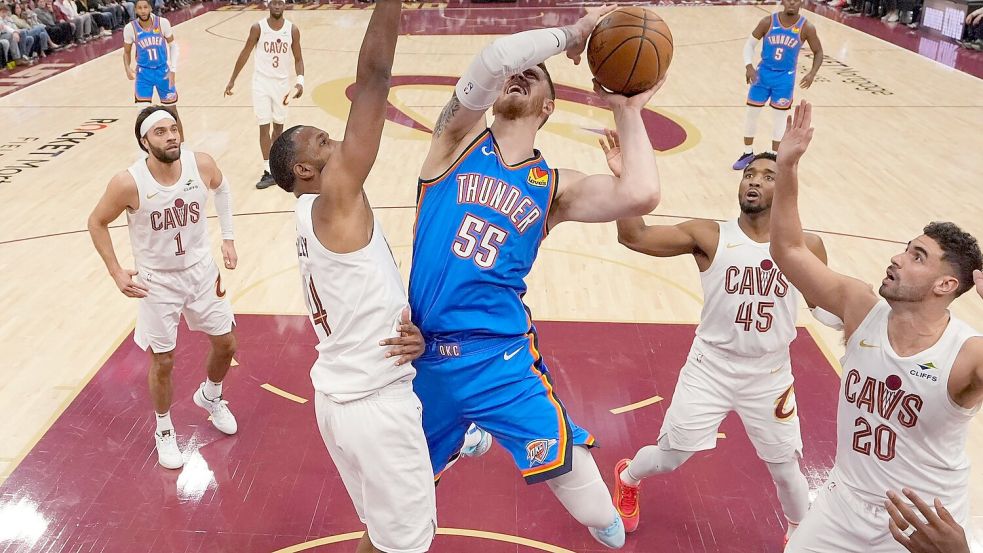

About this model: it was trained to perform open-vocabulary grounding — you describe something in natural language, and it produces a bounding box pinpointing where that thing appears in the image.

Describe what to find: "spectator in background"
[53,0,101,42]
[30,0,74,46]
[11,1,59,55]
[1,34,10,68]
[0,5,35,64]
[75,0,115,32]
[961,7,983,49]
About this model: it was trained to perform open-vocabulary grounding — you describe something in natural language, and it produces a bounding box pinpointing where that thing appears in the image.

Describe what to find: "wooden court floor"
[0,2,981,550]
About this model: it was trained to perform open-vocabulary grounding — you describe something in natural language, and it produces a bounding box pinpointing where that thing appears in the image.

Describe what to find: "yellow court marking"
[231,358,239,367]
[717,432,726,439]
[610,395,663,414]
[260,383,309,404]
[273,528,577,553]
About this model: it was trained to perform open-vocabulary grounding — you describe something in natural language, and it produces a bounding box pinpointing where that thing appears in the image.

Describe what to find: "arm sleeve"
[455,27,567,112]
[213,177,234,240]
[123,22,133,44]
[743,35,759,66]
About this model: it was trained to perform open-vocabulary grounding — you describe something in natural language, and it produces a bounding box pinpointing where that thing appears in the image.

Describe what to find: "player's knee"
[152,351,175,374]
[212,332,237,359]
[766,459,806,490]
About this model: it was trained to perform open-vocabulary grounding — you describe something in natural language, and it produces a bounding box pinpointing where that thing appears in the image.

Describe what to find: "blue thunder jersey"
[759,13,806,73]
[409,129,558,341]
[133,16,168,70]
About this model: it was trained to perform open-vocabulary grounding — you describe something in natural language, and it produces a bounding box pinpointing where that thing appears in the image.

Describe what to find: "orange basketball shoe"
[613,459,641,533]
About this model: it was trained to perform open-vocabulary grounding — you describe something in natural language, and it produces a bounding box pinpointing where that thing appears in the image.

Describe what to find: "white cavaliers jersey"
[694,220,800,367]
[836,300,980,518]
[254,18,292,82]
[295,194,415,402]
[126,148,210,271]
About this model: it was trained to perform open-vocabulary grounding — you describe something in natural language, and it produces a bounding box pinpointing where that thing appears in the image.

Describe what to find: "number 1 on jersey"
[174,232,185,256]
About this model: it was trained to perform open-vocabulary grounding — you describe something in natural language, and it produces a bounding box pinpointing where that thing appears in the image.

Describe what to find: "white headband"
[140,110,177,137]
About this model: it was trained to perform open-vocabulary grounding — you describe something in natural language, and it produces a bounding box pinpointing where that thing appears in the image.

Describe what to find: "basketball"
[586,7,674,96]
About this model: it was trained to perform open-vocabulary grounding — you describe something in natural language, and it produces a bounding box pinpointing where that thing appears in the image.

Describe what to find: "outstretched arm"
[770,101,876,338]
[225,23,260,95]
[548,80,664,227]
[324,0,401,202]
[420,6,616,180]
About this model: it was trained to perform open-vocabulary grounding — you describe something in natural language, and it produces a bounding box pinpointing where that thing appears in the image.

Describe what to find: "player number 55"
[452,214,507,269]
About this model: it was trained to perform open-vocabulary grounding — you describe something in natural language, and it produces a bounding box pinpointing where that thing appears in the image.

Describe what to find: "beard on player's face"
[739,200,769,214]
[146,140,181,163]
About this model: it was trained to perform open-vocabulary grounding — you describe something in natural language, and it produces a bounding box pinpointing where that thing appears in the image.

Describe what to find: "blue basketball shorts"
[747,67,795,110]
[135,64,177,104]
[412,331,595,484]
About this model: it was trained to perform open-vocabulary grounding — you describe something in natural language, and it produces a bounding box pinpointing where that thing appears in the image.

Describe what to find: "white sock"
[155,411,173,433]
[620,462,641,487]
[744,145,753,155]
[203,379,222,401]
[263,159,270,173]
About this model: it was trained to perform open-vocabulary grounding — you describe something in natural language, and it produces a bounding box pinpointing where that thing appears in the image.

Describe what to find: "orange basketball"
[586,7,674,96]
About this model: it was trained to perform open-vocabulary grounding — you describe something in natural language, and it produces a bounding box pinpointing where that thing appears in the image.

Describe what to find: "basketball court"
[0,2,981,551]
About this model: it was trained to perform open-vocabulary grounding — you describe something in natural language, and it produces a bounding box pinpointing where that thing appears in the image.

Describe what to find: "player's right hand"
[566,4,618,65]
[224,82,234,96]
[126,67,135,81]
[885,489,970,553]
[776,100,814,166]
[745,65,757,85]
[113,268,149,298]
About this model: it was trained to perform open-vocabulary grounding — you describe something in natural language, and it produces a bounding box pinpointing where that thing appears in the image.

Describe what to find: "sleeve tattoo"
[432,93,462,139]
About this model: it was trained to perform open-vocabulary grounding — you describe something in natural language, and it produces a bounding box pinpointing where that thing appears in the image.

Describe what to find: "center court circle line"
[272,528,577,553]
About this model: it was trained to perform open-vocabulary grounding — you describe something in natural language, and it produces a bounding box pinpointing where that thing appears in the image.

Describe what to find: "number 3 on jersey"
[452,213,508,269]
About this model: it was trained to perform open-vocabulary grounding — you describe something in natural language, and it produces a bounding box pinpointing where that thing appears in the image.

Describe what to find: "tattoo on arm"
[433,93,462,139]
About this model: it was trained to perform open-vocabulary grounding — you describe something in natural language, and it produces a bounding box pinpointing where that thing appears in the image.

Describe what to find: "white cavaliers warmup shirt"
[254,18,293,82]
[126,148,210,271]
[837,300,980,520]
[694,220,800,367]
[294,194,415,402]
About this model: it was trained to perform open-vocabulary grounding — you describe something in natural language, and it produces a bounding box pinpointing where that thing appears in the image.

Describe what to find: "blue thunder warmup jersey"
[409,129,557,340]
[760,13,805,73]
[134,16,168,69]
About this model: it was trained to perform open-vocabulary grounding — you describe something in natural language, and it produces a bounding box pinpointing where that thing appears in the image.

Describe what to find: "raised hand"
[776,100,814,167]
[566,4,618,65]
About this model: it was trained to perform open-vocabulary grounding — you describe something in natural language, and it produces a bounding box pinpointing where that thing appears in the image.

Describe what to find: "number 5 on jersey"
[452,214,508,269]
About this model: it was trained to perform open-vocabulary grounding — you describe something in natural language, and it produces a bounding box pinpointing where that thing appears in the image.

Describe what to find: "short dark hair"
[270,125,304,192]
[923,221,982,297]
[134,105,178,152]
[751,152,777,164]
[134,0,151,6]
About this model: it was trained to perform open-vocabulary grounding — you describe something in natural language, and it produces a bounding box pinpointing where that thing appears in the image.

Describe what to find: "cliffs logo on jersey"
[527,167,549,188]
[525,438,557,466]
[725,259,790,297]
[456,172,542,234]
[264,38,289,54]
[844,369,923,427]
[151,198,201,231]
[910,361,939,383]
